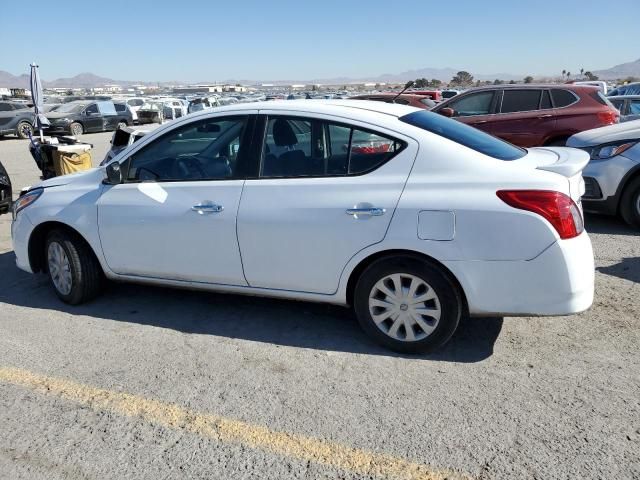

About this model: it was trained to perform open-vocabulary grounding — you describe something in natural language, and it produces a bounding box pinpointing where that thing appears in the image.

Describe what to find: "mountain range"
[1,58,639,89]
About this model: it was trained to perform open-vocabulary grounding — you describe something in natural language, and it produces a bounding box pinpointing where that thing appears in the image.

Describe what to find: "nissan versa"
[11,101,595,353]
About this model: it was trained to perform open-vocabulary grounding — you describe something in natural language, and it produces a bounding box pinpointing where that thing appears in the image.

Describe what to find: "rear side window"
[260,116,406,178]
[400,110,526,161]
[501,89,542,113]
[551,89,578,108]
[114,103,127,113]
[590,91,615,108]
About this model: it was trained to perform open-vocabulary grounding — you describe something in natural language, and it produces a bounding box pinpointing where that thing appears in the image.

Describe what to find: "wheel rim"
[368,273,441,342]
[48,242,73,295]
[118,122,126,129]
[20,124,32,137]
[72,124,82,135]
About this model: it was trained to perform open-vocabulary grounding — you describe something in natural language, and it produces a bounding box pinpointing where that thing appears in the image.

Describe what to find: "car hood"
[567,119,640,147]
[27,167,104,191]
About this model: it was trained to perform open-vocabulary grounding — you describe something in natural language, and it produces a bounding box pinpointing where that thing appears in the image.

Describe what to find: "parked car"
[187,96,220,114]
[0,159,11,214]
[45,100,125,136]
[432,84,619,147]
[0,101,34,139]
[567,120,640,227]
[572,81,608,94]
[11,100,594,353]
[113,102,135,128]
[406,90,443,101]
[137,101,165,124]
[100,125,153,166]
[607,95,640,123]
[350,93,436,109]
[113,97,145,123]
[608,82,640,97]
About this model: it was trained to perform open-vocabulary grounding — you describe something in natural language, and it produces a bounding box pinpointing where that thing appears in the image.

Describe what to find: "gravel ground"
[0,132,638,480]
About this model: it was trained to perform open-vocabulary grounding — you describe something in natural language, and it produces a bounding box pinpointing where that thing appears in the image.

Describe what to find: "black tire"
[117,120,128,129]
[620,177,640,228]
[45,229,103,305]
[546,138,567,146]
[353,255,462,354]
[70,122,83,136]
[16,122,33,139]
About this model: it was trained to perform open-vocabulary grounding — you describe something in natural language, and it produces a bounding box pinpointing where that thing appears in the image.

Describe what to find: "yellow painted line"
[0,366,469,480]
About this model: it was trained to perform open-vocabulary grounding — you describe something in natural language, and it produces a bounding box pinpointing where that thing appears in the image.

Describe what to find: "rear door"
[236,112,418,294]
[489,89,555,146]
[441,90,497,134]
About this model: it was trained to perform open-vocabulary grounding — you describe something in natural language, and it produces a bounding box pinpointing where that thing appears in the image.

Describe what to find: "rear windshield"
[399,110,526,161]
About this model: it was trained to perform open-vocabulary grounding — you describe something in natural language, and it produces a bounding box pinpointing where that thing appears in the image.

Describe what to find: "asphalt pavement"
[0,131,638,479]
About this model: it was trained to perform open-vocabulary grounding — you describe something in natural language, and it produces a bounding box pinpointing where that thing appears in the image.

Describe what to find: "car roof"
[459,83,599,92]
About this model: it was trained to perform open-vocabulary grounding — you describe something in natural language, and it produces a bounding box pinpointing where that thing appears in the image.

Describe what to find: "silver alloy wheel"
[368,273,441,342]
[47,242,73,296]
[636,193,640,216]
[71,123,83,136]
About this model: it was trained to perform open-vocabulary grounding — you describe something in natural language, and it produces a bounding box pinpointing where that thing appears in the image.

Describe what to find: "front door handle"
[537,114,553,118]
[191,203,224,214]
[346,207,386,218]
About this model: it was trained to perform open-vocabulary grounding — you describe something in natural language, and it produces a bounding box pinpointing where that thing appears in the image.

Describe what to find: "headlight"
[591,141,637,160]
[12,188,43,220]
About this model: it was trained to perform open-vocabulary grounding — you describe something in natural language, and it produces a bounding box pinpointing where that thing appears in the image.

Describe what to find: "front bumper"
[444,232,594,316]
[11,210,35,273]
[45,124,73,134]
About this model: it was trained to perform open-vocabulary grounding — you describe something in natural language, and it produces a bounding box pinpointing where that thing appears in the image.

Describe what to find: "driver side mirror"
[439,107,455,118]
[104,162,122,185]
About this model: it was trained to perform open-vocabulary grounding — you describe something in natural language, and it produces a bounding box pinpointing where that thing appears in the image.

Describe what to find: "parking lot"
[0,133,638,479]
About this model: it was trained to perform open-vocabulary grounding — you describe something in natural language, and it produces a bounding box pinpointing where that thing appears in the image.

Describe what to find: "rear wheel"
[353,256,462,353]
[620,177,640,228]
[16,122,33,139]
[70,122,83,136]
[117,120,128,129]
[45,229,103,304]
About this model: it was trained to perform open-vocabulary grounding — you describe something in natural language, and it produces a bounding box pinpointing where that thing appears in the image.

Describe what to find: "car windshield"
[399,110,527,161]
[55,103,86,114]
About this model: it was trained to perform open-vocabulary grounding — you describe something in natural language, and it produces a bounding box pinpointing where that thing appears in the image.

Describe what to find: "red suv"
[431,84,619,146]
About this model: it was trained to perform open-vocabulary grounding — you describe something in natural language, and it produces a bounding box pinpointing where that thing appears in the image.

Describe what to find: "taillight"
[597,109,619,125]
[497,190,584,240]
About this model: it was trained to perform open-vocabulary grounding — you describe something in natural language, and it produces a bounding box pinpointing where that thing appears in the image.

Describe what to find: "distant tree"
[562,69,566,79]
[566,71,571,80]
[623,76,639,83]
[584,71,599,81]
[474,80,482,87]
[524,76,534,84]
[414,78,428,88]
[311,84,317,91]
[429,79,442,88]
[493,79,504,85]
[509,80,516,84]
[580,68,584,78]
[450,71,474,86]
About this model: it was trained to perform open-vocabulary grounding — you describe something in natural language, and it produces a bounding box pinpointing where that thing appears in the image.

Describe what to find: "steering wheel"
[174,156,206,179]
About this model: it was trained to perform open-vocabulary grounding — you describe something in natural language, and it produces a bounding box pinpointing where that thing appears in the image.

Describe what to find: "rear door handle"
[475,120,488,124]
[346,207,386,217]
[191,203,224,214]
[537,114,553,118]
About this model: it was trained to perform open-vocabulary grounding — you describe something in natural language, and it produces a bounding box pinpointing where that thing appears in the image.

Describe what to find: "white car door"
[98,114,253,285]
[237,113,418,294]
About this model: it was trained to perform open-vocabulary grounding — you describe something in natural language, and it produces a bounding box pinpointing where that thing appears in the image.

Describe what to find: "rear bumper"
[444,232,594,316]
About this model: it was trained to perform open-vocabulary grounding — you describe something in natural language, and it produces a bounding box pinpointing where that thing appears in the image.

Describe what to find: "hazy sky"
[2,0,638,81]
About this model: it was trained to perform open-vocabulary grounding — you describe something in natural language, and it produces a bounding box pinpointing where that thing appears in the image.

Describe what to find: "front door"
[441,89,498,135]
[236,113,418,294]
[97,114,253,285]
[82,103,103,132]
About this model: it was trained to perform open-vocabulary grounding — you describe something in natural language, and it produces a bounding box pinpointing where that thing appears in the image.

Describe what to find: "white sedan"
[11,101,594,353]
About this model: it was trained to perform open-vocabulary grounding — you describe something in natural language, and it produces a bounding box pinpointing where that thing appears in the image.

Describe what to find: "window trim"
[255,114,407,180]
[122,114,254,184]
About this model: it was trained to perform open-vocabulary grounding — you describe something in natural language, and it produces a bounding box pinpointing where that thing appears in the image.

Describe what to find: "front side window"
[0,103,11,112]
[260,116,405,178]
[125,116,248,182]
[501,90,542,113]
[447,91,494,116]
[85,104,99,114]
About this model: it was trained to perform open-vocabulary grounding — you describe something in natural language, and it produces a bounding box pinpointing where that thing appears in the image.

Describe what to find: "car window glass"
[128,99,144,107]
[551,89,577,108]
[610,99,624,111]
[114,104,127,113]
[448,91,494,116]
[260,116,405,178]
[628,100,640,115]
[501,90,541,113]
[126,116,248,182]
[85,104,99,114]
[540,90,552,110]
[0,103,11,112]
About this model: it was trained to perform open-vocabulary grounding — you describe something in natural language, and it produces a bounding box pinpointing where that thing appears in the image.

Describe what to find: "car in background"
[100,125,154,166]
[113,97,145,123]
[572,81,608,94]
[0,101,34,139]
[45,100,124,136]
[406,90,442,101]
[567,120,640,227]
[0,160,11,214]
[350,93,436,109]
[113,102,135,128]
[11,100,594,353]
[432,84,619,147]
[608,82,640,97]
[607,95,640,123]
[187,96,220,114]
[137,101,164,124]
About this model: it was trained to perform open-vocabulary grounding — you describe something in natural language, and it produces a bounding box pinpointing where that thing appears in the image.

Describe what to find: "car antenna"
[391,81,415,103]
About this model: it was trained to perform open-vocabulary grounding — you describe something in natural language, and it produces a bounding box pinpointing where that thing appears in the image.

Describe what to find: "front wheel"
[46,229,103,304]
[620,177,640,228]
[16,122,33,139]
[70,122,84,136]
[353,256,462,353]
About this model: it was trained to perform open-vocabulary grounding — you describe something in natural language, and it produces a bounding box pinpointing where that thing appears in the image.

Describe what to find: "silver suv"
[567,120,640,227]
